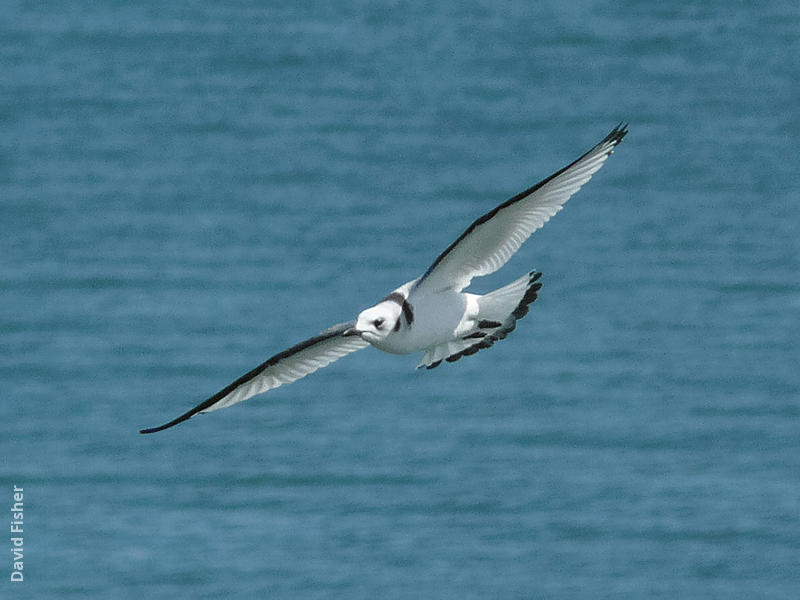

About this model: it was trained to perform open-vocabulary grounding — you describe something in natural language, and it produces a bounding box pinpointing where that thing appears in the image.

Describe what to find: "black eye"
[373,318,384,329]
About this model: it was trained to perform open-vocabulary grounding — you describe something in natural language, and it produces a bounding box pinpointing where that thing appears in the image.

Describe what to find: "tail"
[418,271,542,369]
[477,270,542,325]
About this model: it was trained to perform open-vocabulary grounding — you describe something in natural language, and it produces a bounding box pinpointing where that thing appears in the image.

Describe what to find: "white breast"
[370,290,478,355]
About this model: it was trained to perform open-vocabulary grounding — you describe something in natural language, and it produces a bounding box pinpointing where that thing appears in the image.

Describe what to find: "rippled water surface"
[3,1,799,598]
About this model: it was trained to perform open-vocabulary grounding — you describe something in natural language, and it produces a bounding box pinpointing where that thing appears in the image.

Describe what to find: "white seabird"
[140,124,627,433]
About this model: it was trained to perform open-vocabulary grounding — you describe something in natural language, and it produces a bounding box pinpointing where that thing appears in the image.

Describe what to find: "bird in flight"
[140,124,627,433]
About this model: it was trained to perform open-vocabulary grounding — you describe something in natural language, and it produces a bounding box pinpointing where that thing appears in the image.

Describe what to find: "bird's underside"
[417,271,543,370]
[140,123,627,433]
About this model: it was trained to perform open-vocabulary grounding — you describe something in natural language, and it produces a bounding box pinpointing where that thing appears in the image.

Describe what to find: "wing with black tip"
[414,124,628,294]
[140,321,368,433]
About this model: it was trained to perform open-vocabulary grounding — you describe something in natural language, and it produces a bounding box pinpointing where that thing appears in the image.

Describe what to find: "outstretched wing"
[140,321,368,433]
[413,124,627,294]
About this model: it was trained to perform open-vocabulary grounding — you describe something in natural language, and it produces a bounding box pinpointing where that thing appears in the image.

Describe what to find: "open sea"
[2,1,799,598]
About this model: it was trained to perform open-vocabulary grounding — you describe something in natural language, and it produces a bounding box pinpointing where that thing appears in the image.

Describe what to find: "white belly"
[369,290,478,355]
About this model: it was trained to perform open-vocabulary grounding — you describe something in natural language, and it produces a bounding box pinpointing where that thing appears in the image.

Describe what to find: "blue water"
[3,1,799,598]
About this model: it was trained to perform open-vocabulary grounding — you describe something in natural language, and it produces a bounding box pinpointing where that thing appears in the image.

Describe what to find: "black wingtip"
[139,422,175,435]
[607,122,629,145]
[139,410,197,434]
[139,425,166,435]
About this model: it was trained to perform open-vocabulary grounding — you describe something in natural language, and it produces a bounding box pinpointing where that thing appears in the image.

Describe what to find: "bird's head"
[350,301,401,343]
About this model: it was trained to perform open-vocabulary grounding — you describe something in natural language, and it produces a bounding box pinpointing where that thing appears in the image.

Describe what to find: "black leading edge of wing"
[413,123,628,291]
[139,321,359,434]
